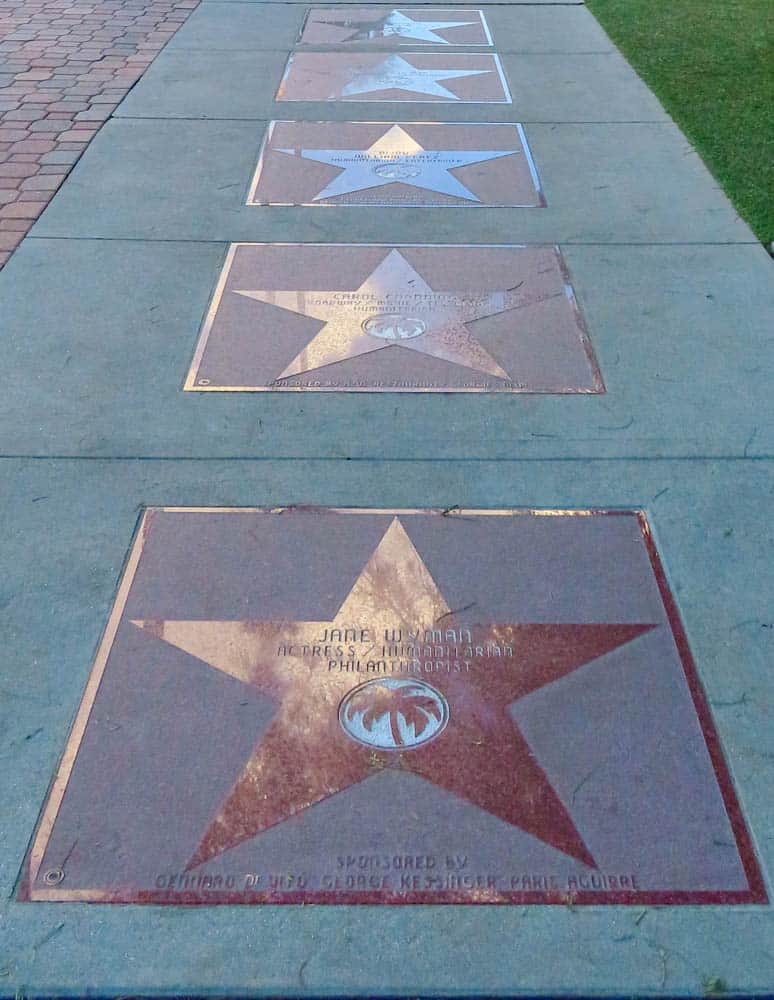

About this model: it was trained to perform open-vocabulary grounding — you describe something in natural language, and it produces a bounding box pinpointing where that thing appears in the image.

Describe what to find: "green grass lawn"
[586,0,774,245]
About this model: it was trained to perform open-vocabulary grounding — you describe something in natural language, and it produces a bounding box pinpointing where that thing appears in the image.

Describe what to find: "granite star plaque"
[248,122,544,207]
[20,508,766,905]
[184,243,602,393]
[298,8,493,47]
[276,52,511,103]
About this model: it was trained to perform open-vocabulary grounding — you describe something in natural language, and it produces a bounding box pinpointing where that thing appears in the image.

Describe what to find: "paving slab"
[295,6,496,47]
[1,456,773,996]
[247,121,547,208]
[31,119,752,243]
[275,51,514,103]
[185,243,603,393]
[163,2,614,53]
[14,507,764,905]
[113,48,669,122]
[1,238,772,459]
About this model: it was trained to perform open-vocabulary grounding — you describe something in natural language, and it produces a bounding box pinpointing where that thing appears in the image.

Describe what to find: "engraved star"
[341,53,490,99]
[132,518,655,871]
[276,124,516,203]
[322,9,477,44]
[233,248,524,380]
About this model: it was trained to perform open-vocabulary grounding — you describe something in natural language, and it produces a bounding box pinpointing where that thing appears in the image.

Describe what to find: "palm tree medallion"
[339,677,449,749]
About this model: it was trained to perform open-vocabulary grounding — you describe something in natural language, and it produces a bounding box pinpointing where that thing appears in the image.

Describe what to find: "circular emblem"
[339,678,449,750]
[362,313,427,341]
[373,161,421,180]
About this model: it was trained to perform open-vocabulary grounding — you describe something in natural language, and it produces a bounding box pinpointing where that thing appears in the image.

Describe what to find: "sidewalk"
[1,0,773,995]
[0,0,198,267]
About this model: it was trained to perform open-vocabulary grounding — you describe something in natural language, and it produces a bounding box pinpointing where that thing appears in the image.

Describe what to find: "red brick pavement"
[0,0,199,268]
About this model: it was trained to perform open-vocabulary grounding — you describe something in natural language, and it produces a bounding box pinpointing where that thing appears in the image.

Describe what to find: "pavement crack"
[436,602,476,623]
[571,765,601,804]
[711,692,749,708]
[32,922,65,955]
[597,415,635,431]
[743,426,759,456]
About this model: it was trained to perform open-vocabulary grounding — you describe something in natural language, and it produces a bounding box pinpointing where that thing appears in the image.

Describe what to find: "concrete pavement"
[1,0,773,994]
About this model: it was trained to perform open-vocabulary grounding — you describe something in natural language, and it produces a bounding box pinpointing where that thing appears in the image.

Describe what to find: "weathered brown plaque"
[248,122,544,207]
[298,8,493,47]
[184,243,602,393]
[20,508,765,905]
[276,52,511,103]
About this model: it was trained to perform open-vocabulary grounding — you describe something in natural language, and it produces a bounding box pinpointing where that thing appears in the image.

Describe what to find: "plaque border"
[18,508,768,906]
[275,51,513,104]
[245,120,545,208]
[295,7,495,48]
[182,242,602,394]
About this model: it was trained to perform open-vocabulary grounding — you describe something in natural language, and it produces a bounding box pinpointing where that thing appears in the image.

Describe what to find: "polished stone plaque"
[20,508,765,905]
[249,122,544,207]
[277,52,511,103]
[185,243,602,392]
[298,8,493,47]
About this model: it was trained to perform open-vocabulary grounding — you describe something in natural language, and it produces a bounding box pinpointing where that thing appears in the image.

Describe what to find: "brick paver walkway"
[0,0,198,268]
